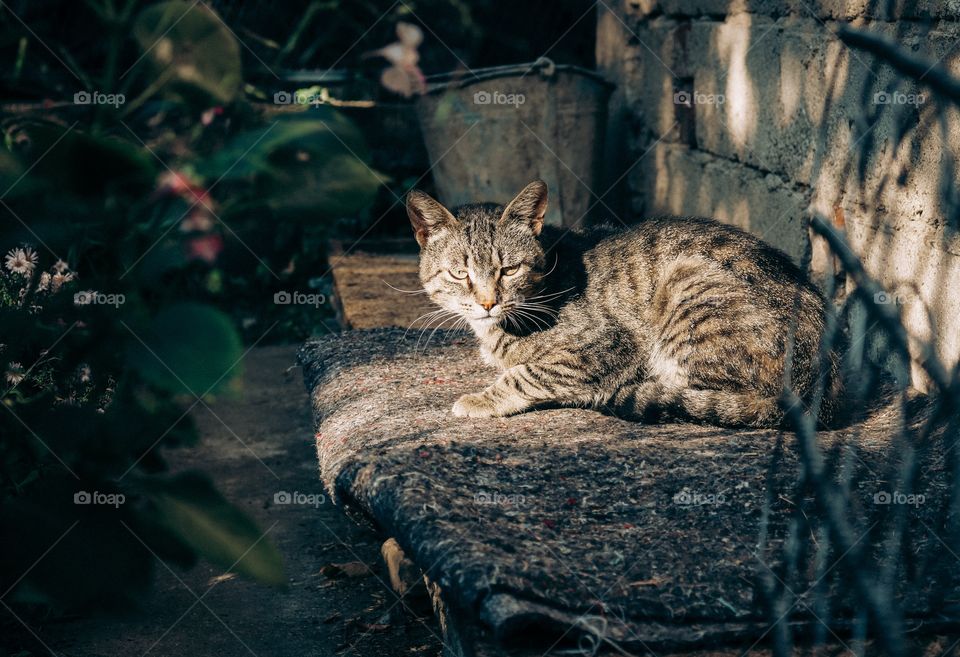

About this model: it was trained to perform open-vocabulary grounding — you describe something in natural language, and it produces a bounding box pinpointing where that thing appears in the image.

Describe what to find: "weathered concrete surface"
[4,346,441,657]
[633,142,811,260]
[598,0,960,391]
[626,0,960,20]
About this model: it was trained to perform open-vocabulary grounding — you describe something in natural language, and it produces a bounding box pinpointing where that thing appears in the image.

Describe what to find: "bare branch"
[836,26,960,105]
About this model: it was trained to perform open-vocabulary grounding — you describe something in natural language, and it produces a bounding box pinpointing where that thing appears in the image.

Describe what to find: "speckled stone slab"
[299,329,957,653]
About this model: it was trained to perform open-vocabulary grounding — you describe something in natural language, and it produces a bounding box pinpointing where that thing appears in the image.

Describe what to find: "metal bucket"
[415,58,614,227]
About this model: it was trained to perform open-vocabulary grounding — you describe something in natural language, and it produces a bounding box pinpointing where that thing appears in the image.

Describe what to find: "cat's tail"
[677,390,785,428]
[678,381,940,433]
[818,347,942,433]
[827,384,941,434]
[678,348,849,429]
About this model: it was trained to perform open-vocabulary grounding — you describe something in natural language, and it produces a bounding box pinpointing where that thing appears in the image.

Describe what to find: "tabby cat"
[406,180,840,428]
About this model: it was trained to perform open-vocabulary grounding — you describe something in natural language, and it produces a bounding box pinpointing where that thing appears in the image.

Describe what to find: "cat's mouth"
[469,315,501,325]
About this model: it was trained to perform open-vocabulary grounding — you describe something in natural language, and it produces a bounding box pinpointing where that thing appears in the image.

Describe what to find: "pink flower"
[366,22,427,97]
[185,234,223,264]
[201,106,224,126]
[155,171,213,209]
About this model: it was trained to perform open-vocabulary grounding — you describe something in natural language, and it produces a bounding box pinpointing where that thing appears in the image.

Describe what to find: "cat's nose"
[478,299,495,311]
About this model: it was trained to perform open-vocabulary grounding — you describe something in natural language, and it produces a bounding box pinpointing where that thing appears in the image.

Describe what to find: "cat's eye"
[448,268,469,280]
[501,264,521,276]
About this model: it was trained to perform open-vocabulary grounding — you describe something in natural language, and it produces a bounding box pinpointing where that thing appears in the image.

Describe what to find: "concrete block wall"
[597,0,960,390]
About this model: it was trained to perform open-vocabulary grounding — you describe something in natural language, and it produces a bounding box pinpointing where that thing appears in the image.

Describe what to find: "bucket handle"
[532,57,557,79]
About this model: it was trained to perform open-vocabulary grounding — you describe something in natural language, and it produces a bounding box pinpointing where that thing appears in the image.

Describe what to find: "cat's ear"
[406,190,458,247]
[500,180,547,236]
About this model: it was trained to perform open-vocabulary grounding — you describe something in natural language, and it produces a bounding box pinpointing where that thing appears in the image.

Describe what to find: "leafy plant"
[0,0,380,612]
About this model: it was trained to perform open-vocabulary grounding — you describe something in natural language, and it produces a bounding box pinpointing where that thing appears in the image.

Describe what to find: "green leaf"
[197,112,382,217]
[0,145,27,197]
[5,121,155,198]
[263,153,383,216]
[197,110,370,181]
[126,303,243,396]
[140,472,285,586]
[132,1,242,105]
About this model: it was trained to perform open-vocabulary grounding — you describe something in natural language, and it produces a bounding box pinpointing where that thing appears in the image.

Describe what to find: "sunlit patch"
[208,572,237,586]
[716,14,758,152]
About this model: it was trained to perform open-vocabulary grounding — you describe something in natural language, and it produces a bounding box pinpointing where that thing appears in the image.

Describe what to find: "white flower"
[36,271,51,292]
[78,364,91,383]
[52,260,70,274]
[50,271,75,292]
[5,361,25,386]
[4,247,37,276]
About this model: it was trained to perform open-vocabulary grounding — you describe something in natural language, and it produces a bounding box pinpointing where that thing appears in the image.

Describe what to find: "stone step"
[327,238,444,331]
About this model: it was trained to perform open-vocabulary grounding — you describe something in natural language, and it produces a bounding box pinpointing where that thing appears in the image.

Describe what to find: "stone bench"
[299,326,957,656]
[303,239,958,655]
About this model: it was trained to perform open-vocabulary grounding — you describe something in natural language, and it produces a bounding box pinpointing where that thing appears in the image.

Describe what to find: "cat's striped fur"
[407,180,841,428]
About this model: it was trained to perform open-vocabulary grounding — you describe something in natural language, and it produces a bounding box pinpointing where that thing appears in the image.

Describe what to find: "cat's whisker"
[505,310,528,334]
[408,310,450,328]
[520,288,575,305]
[519,303,559,315]
[414,315,451,351]
[404,308,456,340]
[516,302,560,323]
[543,252,560,278]
[520,303,558,324]
[407,307,450,323]
[509,308,551,332]
[521,311,559,325]
[505,309,532,333]
[501,298,556,329]
[451,317,469,335]
[383,280,429,295]
[408,311,458,347]
[417,311,462,349]
[530,252,560,282]
[418,313,464,355]
[520,312,550,333]
[519,301,560,315]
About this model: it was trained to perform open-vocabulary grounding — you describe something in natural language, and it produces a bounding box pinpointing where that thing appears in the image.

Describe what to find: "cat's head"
[406,180,548,327]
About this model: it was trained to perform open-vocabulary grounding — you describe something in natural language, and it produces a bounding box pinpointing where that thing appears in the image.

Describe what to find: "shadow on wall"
[597,0,960,391]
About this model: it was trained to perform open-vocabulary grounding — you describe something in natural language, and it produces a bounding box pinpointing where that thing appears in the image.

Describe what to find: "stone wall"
[597,0,960,390]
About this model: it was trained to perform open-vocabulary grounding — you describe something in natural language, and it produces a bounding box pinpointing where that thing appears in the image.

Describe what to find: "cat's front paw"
[452,392,499,418]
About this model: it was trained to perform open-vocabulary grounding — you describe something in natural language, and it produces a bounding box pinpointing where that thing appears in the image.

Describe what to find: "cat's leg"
[451,362,584,418]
